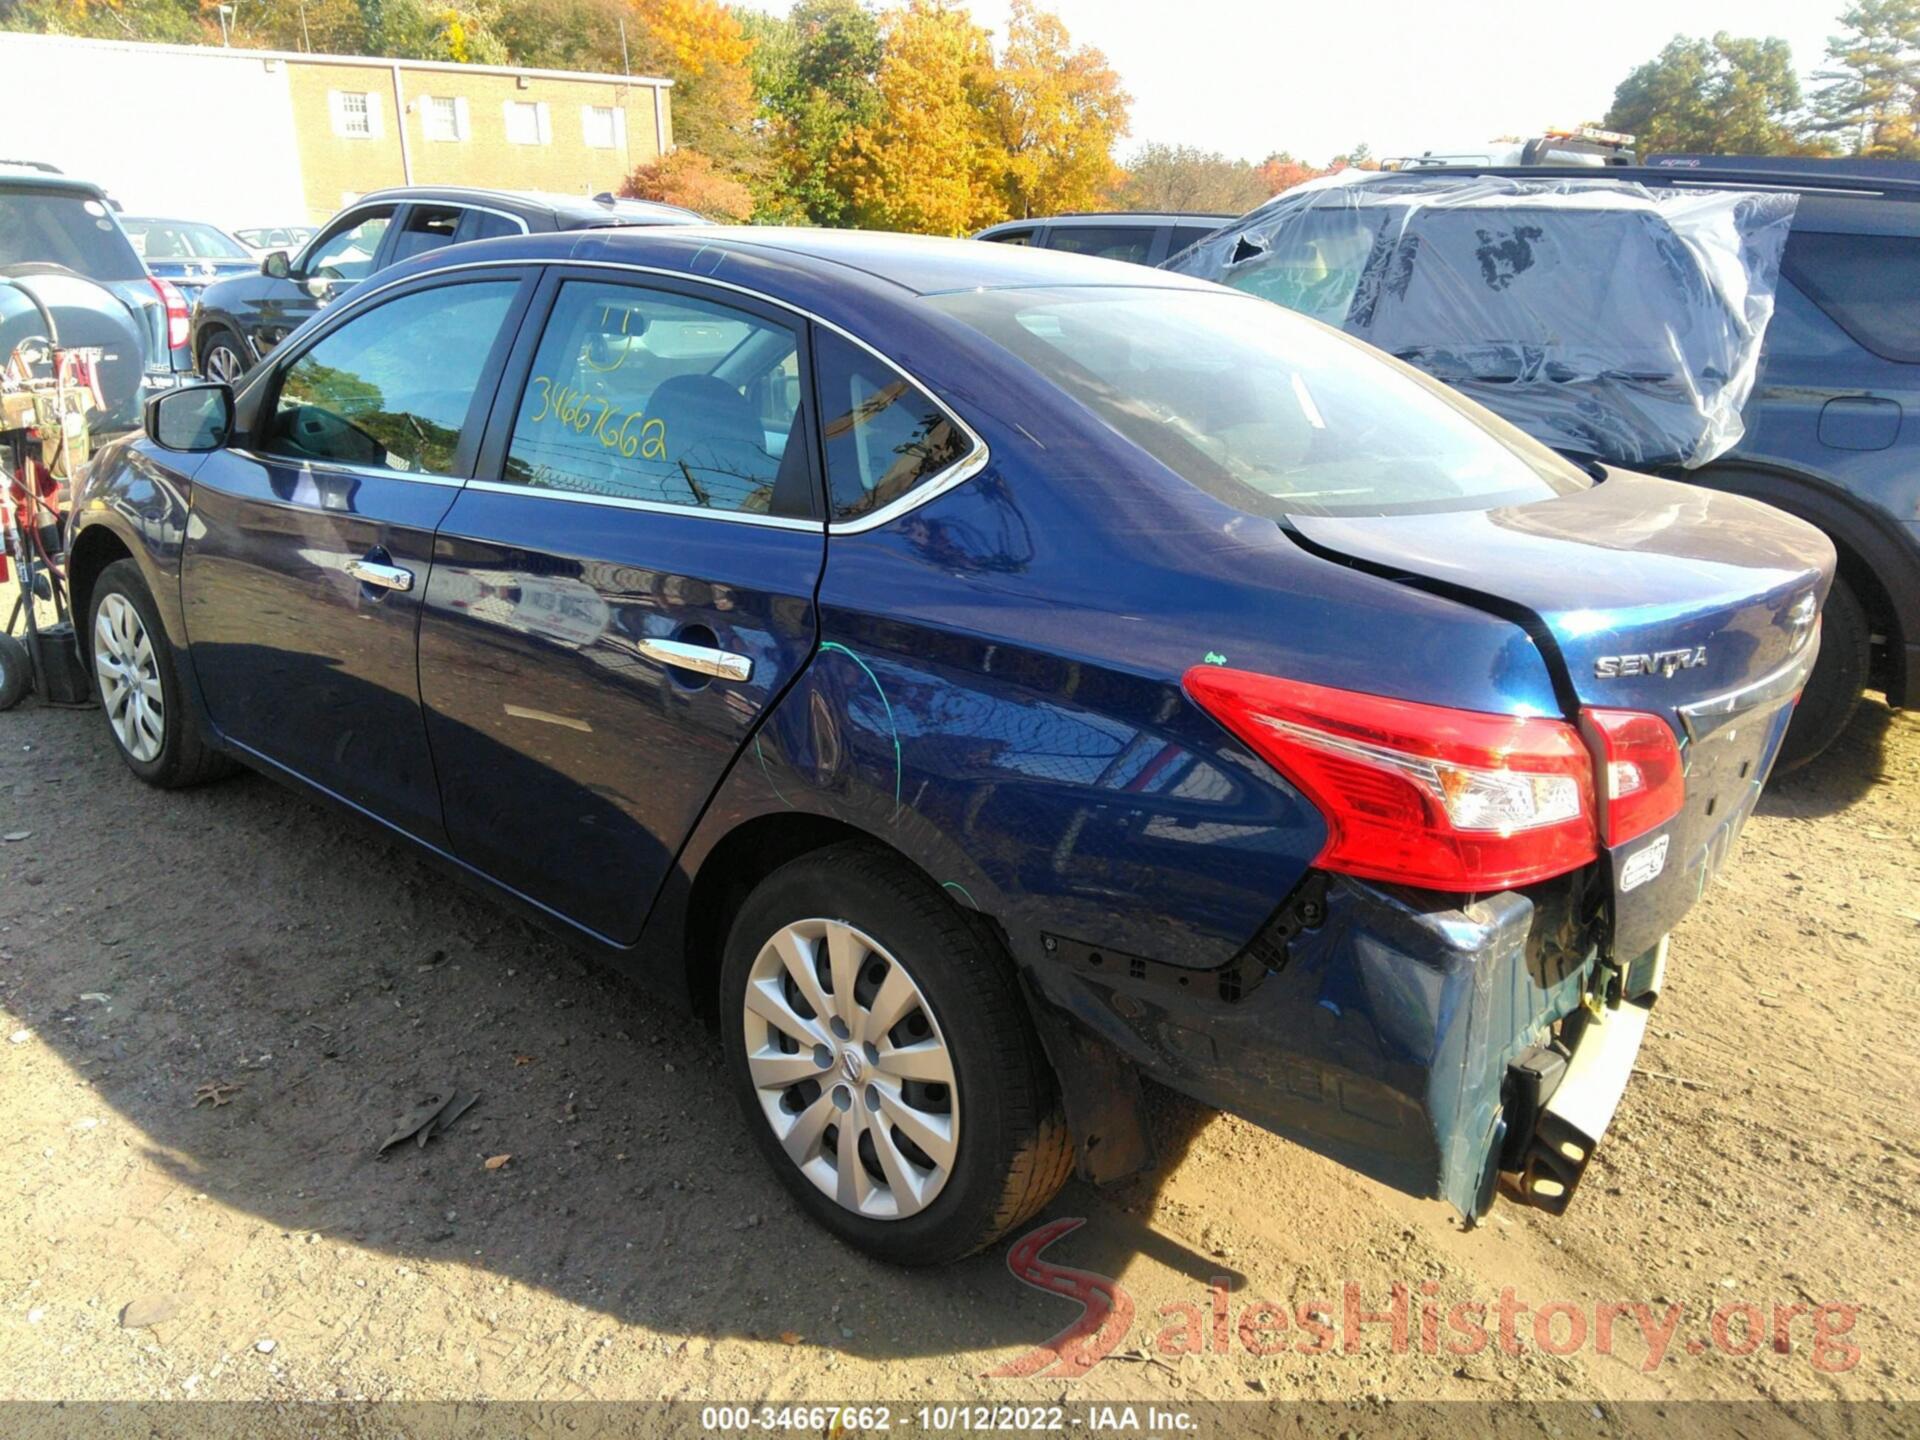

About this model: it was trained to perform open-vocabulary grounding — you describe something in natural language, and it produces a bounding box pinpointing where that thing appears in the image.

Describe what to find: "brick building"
[0,31,673,229]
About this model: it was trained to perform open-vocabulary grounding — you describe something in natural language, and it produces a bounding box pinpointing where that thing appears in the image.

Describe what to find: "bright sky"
[734,0,1842,165]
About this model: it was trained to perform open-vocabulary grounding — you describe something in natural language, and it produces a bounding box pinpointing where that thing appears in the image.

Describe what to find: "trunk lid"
[1290,468,1832,958]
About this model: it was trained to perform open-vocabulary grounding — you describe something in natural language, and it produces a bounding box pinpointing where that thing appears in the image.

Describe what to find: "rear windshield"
[123,219,250,261]
[0,188,146,281]
[927,285,1587,518]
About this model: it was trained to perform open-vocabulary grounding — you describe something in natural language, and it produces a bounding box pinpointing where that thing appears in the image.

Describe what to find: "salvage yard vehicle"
[1171,156,1920,769]
[67,228,1830,1265]
[231,226,316,262]
[188,186,702,384]
[121,216,257,301]
[973,211,1234,266]
[0,164,198,430]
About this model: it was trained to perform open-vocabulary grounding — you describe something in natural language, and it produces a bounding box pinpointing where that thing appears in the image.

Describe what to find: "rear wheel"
[88,559,233,788]
[720,843,1072,1266]
[1778,575,1869,772]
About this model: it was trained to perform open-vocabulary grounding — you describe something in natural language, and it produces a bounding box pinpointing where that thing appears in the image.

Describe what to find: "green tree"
[745,0,883,225]
[1606,32,1809,154]
[1814,0,1920,157]
[986,0,1129,219]
[1,0,205,43]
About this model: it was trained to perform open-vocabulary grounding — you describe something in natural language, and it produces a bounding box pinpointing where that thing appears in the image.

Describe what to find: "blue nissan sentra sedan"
[66,228,1831,1265]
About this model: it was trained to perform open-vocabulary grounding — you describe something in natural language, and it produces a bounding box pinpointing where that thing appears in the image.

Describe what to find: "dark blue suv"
[67,229,1827,1263]
[1177,157,1920,769]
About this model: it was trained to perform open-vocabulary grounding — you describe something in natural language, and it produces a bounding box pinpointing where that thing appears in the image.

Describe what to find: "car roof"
[607,225,1228,295]
[353,185,702,226]
[0,168,107,197]
[387,224,1228,300]
[1380,158,1920,200]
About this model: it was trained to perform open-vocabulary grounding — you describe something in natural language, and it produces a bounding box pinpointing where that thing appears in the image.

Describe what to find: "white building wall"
[0,32,307,230]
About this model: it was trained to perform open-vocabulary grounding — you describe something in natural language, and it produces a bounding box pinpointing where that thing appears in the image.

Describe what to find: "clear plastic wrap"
[1165,174,1798,469]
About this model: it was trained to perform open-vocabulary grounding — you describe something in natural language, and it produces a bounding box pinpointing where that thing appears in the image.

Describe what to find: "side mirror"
[262,250,292,279]
[145,383,234,453]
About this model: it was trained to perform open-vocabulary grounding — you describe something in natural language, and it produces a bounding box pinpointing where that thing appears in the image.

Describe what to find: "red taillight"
[149,277,190,350]
[1183,667,1598,891]
[1585,708,1685,845]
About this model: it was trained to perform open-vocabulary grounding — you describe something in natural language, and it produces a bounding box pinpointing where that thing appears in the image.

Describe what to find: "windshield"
[927,286,1588,518]
[124,219,250,261]
[0,189,146,281]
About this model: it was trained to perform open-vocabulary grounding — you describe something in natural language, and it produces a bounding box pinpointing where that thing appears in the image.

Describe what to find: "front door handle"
[346,557,414,593]
[635,637,753,683]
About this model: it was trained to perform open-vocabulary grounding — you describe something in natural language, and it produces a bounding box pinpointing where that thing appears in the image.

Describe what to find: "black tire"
[198,328,250,385]
[87,559,234,788]
[720,843,1073,1266]
[0,632,29,710]
[1778,575,1870,772]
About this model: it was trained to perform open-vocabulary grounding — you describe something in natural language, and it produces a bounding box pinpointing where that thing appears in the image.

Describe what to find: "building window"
[329,90,381,139]
[503,100,550,146]
[582,104,622,149]
[423,96,469,142]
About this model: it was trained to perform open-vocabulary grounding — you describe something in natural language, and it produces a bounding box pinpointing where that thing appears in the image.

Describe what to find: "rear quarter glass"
[927,285,1589,520]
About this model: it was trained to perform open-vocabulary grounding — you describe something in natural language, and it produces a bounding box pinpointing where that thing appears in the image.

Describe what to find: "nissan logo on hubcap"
[841,1050,863,1084]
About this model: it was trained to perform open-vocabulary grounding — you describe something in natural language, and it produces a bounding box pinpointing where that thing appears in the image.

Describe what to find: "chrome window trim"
[312,254,992,535]
[461,478,821,531]
[229,449,468,489]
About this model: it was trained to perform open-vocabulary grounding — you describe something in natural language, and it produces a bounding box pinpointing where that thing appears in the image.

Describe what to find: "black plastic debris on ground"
[377,1090,479,1154]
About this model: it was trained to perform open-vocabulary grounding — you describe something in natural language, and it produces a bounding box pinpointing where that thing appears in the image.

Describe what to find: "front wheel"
[198,329,249,385]
[88,559,233,788]
[720,844,1072,1266]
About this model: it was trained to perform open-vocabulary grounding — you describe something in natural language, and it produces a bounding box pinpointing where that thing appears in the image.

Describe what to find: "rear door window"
[263,280,519,475]
[813,330,973,523]
[1781,230,1920,364]
[386,206,463,264]
[503,279,812,518]
[456,208,525,243]
[1168,224,1219,256]
[1044,225,1156,265]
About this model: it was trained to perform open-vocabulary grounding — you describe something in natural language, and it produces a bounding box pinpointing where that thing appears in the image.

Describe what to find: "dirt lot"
[0,683,1916,1415]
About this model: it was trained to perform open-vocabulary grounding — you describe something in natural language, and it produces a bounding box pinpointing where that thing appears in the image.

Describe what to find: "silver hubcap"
[94,593,164,763]
[742,918,958,1220]
[203,343,242,383]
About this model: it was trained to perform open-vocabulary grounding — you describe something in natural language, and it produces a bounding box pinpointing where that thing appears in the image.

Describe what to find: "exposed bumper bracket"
[1511,938,1665,1214]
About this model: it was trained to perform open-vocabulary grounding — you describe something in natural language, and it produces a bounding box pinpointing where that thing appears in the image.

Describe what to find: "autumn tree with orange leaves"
[987,0,1130,219]
[840,1,1005,235]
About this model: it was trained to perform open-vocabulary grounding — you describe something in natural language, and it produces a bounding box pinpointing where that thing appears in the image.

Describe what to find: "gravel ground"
[0,683,1914,1415]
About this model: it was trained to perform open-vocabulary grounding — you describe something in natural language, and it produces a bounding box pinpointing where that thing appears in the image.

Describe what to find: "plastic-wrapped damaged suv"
[67,228,1830,1264]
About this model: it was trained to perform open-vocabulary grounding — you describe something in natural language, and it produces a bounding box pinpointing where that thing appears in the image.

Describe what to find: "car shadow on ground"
[1760,695,1909,820]
[0,700,1233,1371]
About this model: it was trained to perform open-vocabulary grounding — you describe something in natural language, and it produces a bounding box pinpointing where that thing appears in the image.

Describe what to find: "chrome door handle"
[346,558,414,593]
[635,637,753,682]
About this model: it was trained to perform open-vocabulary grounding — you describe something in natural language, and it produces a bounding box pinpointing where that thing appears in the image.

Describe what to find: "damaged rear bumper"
[1030,872,1655,1220]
